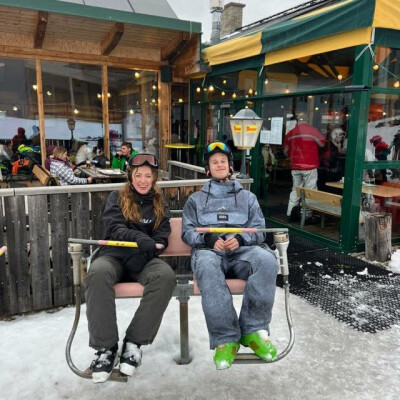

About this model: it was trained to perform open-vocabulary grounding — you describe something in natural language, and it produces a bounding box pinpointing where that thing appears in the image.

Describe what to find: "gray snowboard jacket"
[182,179,265,248]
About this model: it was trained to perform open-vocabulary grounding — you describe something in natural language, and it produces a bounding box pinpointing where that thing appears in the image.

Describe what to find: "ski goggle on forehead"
[206,142,229,153]
[129,154,158,168]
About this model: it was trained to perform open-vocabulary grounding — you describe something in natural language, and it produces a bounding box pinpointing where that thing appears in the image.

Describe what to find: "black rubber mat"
[284,247,400,333]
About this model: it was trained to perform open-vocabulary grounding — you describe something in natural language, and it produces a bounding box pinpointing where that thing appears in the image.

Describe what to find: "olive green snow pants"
[85,256,176,349]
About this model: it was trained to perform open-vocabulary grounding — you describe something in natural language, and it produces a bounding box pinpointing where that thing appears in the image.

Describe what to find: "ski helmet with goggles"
[128,153,159,169]
[203,141,234,175]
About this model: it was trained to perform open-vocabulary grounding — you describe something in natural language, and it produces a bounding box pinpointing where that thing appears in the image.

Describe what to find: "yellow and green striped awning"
[203,0,400,67]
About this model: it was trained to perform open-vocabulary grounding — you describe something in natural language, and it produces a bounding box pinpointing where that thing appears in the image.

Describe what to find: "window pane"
[41,61,103,155]
[263,48,355,94]
[359,173,400,239]
[261,93,351,241]
[207,70,258,100]
[373,47,400,89]
[367,94,400,168]
[108,68,158,157]
[0,58,38,152]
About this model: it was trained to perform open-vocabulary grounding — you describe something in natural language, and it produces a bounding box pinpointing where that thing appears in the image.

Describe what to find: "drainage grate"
[285,248,400,332]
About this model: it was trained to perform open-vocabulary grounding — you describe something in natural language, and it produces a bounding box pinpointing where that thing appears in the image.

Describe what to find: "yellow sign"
[245,125,258,133]
[233,124,242,133]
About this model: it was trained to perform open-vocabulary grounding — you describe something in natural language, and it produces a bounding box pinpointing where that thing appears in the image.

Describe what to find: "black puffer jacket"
[97,190,170,273]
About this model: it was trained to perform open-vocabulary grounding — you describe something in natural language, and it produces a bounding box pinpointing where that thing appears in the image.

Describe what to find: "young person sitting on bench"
[85,153,175,383]
[182,142,279,370]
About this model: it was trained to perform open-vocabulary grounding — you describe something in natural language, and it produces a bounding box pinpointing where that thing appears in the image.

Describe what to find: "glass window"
[367,94,400,165]
[206,69,258,101]
[263,48,355,94]
[261,93,352,241]
[108,68,158,157]
[359,169,400,239]
[373,46,400,89]
[0,58,38,154]
[41,61,103,155]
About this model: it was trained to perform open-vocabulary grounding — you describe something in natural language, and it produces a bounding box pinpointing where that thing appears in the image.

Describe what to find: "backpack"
[11,159,33,175]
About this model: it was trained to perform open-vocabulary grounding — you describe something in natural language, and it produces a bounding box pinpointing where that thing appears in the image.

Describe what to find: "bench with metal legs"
[66,218,294,382]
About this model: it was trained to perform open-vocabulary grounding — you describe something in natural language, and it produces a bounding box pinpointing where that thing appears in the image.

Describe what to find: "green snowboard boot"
[240,330,277,362]
[213,342,240,370]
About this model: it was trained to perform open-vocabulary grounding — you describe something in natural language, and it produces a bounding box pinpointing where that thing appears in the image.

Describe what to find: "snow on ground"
[1,288,399,400]
[389,250,400,274]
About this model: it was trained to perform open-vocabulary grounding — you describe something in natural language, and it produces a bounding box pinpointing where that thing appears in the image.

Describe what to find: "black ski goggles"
[129,153,159,168]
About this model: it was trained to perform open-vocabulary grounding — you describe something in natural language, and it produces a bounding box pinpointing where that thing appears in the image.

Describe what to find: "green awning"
[203,0,400,67]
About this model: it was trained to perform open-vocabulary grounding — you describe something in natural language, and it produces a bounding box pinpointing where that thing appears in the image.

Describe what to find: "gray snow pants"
[191,246,279,349]
[85,256,176,349]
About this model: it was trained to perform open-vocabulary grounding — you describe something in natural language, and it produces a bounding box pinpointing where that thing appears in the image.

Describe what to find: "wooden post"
[365,212,392,262]
[36,59,46,166]
[102,65,110,159]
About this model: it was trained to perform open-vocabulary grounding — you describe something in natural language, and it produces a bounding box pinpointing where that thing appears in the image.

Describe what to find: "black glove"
[134,232,156,260]
[204,233,220,249]
[234,234,245,247]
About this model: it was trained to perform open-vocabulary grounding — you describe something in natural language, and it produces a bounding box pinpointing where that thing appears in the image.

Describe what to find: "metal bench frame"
[66,218,294,382]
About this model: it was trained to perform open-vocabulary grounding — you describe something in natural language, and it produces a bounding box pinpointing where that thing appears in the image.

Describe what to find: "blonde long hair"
[119,166,164,229]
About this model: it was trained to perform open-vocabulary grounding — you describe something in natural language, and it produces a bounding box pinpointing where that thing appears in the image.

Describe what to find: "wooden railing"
[0,177,253,317]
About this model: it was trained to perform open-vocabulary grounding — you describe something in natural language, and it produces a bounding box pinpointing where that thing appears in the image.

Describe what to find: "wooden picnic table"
[326,181,400,198]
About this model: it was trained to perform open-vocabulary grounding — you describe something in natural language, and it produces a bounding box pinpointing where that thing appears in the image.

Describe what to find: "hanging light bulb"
[221,91,225,96]
[74,108,79,114]
[264,78,268,85]
[32,84,37,90]
[209,85,214,92]
[129,109,134,115]
[373,64,379,71]
[97,93,102,99]
[13,106,18,111]
[151,98,156,103]
[135,72,140,78]
[315,107,319,111]
[107,93,111,98]
[222,79,227,84]
[178,98,183,103]
[196,87,201,93]
[284,89,290,94]
[394,81,400,88]
[152,85,157,90]
[337,74,343,80]
[248,88,253,95]
[47,91,52,96]
[232,93,237,99]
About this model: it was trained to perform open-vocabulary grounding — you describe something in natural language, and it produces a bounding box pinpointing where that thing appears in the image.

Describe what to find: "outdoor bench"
[296,186,342,229]
[67,218,293,382]
[32,164,60,186]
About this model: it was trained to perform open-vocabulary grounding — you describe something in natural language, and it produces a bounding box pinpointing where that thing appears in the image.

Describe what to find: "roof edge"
[0,0,202,33]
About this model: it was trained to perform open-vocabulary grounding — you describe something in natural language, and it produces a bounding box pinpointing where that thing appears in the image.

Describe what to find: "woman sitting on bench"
[182,142,279,370]
[85,153,175,383]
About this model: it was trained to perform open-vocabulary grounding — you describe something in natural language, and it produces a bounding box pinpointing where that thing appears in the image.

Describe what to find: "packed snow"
[389,249,400,274]
[1,287,399,400]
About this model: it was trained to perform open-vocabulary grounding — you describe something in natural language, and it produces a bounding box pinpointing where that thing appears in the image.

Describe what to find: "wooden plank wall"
[0,175,252,317]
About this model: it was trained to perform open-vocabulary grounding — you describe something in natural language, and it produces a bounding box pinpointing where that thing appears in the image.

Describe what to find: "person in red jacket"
[283,114,326,223]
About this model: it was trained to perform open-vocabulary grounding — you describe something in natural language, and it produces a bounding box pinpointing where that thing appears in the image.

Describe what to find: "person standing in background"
[283,113,326,223]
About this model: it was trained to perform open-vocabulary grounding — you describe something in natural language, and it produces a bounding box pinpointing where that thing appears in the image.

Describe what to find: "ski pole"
[0,246,6,256]
[195,227,288,233]
[68,238,164,249]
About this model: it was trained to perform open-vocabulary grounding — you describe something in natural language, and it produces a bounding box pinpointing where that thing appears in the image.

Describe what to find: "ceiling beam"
[34,11,48,49]
[101,23,124,56]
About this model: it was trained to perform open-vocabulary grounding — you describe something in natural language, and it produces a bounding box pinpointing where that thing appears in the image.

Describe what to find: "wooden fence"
[0,176,252,317]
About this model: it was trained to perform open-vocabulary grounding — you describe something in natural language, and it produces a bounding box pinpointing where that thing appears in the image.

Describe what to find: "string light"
[284,89,290,94]
[222,79,227,84]
[196,87,201,93]
[178,98,183,103]
[32,84,37,90]
[129,109,134,115]
[97,93,102,99]
[394,81,400,88]
[209,85,214,92]
[134,72,140,78]
[248,88,253,95]
[47,91,52,96]
[373,64,379,71]
[337,74,343,80]
[232,93,237,99]
[74,108,79,114]
[13,106,18,111]
[152,85,157,90]
[221,91,225,96]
